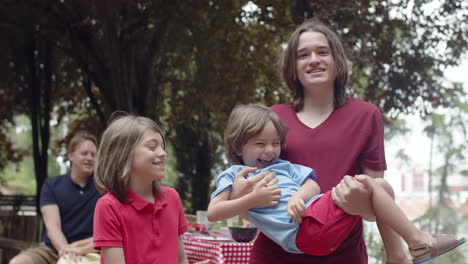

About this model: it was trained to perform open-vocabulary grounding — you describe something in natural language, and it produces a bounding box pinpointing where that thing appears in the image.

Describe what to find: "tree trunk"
[29,36,52,214]
[428,131,434,233]
[173,121,214,213]
[191,129,213,211]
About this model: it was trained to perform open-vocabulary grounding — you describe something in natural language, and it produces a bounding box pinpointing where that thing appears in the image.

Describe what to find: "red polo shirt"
[94,187,188,264]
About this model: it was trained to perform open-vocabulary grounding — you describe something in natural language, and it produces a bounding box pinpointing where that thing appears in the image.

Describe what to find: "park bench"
[0,194,41,262]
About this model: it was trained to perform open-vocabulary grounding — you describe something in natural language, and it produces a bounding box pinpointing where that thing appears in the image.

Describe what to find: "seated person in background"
[207,104,465,264]
[10,130,101,264]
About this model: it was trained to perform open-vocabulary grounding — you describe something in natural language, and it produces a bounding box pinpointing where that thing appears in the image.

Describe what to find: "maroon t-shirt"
[249,98,387,264]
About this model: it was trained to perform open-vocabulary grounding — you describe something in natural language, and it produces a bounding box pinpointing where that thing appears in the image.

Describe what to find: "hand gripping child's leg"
[354,175,466,264]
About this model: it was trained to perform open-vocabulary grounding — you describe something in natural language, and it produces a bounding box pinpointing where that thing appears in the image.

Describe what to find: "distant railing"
[0,195,37,215]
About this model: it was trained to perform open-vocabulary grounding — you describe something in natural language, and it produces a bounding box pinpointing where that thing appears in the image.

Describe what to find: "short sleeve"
[360,108,387,171]
[93,198,123,250]
[211,170,237,199]
[290,164,315,184]
[175,191,189,235]
[40,179,57,207]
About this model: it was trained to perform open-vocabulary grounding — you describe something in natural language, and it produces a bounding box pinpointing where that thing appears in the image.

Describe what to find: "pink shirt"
[94,187,188,264]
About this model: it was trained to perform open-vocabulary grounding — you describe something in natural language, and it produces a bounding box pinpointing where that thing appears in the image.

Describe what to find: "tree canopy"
[0,0,466,212]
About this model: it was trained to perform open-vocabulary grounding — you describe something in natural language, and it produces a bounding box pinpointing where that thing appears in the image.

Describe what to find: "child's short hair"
[224,104,288,165]
[94,113,165,202]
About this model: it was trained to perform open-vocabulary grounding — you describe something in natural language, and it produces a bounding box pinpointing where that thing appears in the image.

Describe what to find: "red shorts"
[295,191,360,256]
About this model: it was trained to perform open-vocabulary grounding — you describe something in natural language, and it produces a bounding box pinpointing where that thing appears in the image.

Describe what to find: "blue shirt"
[211,159,322,253]
[40,173,101,251]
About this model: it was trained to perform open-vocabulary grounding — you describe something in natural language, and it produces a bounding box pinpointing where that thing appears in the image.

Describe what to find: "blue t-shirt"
[211,159,322,253]
[40,173,101,251]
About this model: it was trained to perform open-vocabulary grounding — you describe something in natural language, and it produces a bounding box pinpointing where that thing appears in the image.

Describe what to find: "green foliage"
[1,154,61,195]
[384,117,410,141]
[411,99,468,263]
[159,0,292,212]
[1,157,36,194]
[0,0,466,214]
[0,114,62,194]
[423,98,467,204]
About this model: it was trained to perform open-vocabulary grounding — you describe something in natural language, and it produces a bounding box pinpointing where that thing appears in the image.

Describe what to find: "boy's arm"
[287,178,320,223]
[207,184,281,222]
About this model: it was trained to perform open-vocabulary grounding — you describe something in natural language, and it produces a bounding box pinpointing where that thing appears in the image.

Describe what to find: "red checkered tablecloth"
[183,234,253,264]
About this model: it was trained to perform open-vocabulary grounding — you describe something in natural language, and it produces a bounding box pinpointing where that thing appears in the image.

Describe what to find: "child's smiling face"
[131,129,167,182]
[239,121,281,168]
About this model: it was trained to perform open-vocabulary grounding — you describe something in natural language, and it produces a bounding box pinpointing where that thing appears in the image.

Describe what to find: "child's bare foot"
[409,234,465,264]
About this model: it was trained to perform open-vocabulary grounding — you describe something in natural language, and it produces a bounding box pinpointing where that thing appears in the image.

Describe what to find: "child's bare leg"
[355,175,434,260]
[336,177,410,263]
[373,178,412,263]
[333,178,409,263]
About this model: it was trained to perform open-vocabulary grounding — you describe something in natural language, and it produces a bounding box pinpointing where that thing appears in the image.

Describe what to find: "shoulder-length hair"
[282,18,349,111]
[224,104,288,165]
[94,113,165,203]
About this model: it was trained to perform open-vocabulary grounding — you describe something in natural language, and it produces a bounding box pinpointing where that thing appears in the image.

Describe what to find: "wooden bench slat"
[0,236,36,251]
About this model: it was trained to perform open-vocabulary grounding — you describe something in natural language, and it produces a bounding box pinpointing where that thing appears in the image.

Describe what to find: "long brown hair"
[282,18,349,111]
[94,113,165,203]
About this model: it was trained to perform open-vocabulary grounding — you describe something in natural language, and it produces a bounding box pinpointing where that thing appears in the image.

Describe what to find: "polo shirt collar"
[67,173,94,190]
[127,188,168,211]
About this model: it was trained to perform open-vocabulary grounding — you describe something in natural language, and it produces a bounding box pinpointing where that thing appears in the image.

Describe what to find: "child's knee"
[374,178,395,199]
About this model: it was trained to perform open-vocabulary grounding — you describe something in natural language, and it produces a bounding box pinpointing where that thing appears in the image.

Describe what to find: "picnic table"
[183,230,254,264]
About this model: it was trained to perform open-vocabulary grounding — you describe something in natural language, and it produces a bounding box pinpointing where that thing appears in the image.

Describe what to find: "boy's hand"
[231,168,278,200]
[250,180,281,207]
[59,245,83,262]
[287,195,306,223]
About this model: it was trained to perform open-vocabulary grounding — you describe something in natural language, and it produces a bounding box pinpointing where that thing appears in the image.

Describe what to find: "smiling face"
[239,121,281,168]
[131,129,167,182]
[68,140,97,176]
[296,31,336,91]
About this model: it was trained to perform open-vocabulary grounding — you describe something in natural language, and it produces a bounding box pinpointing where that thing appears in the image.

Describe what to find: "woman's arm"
[207,183,281,222]
[287,178,320,223]
[101,247,125,264]
[362,168,384,179]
